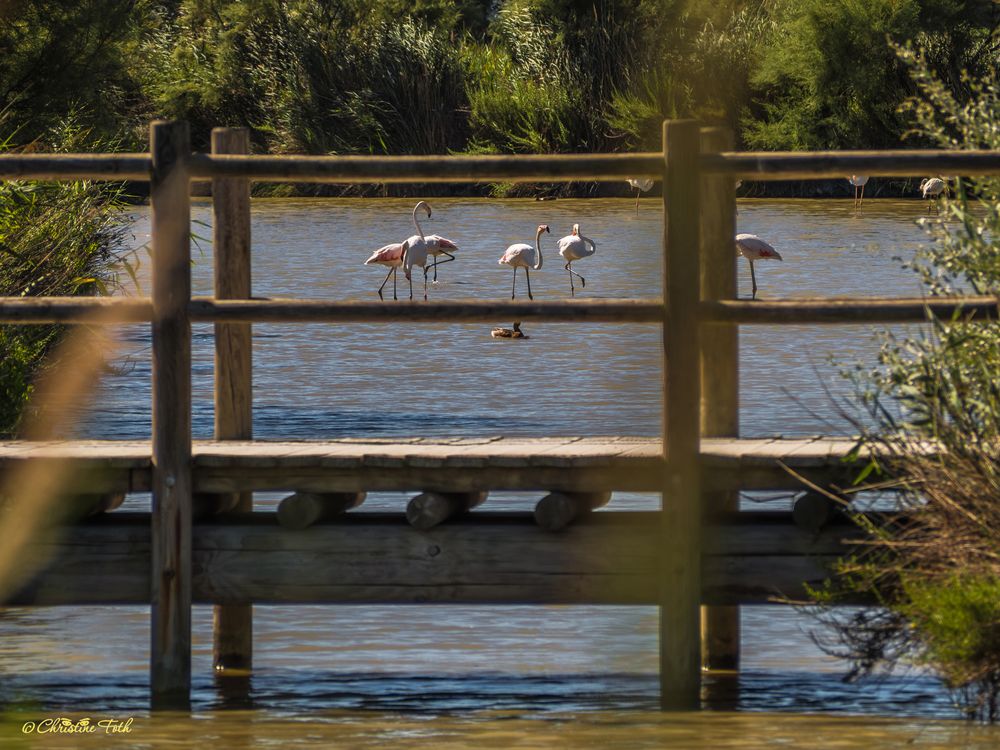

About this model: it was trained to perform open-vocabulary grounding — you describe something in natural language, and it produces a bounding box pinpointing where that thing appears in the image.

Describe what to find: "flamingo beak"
[773,250,784,261]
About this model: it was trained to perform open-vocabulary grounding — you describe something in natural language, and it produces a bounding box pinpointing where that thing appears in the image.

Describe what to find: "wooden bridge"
[1,120,998,711]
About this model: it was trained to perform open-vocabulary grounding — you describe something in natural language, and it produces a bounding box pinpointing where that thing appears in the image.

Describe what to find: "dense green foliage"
[815,50,1000,721]
[0,166,131,437]
[3,1,995,158]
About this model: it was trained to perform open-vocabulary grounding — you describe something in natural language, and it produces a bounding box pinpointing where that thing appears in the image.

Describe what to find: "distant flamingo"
[919,177,946,213]
[401,200,435,300]
[498,224,548,299]
[626,177,653,214]
[849,175,869,210]
[557,223,596,296]
[364,242,404,300]
[736,233,782,300]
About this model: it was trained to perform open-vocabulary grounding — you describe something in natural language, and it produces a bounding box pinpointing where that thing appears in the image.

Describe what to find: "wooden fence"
[1,119,998,711]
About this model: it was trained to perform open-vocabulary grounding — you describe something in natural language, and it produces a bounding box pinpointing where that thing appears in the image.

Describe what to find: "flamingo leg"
[859,183,865,210]
[393,267,397,300]
[566,261,575,296]
[423,267,428,300]
[526,267,533,300]
[635,188,640,215]
[749,259,758,300]
[428,251,455,282]
[511,266,517,299]
[377,266,395,300]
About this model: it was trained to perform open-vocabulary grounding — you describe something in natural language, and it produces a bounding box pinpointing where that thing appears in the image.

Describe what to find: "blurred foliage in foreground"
[1,0,997,162]
[814,47,1000,721]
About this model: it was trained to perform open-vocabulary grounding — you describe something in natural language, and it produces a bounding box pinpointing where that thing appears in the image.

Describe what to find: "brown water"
[3,197,997,746]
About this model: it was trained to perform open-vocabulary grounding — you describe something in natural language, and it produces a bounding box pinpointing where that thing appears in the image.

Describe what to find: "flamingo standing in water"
[919,177,947,213]
[736,233,782,300]
[849,175,869,210]
[425,234,460,282]
[364,242,404,300]
[626,177,653,215]
[399,200,444,300]
[557,224,596,296]
[498,224,548,300]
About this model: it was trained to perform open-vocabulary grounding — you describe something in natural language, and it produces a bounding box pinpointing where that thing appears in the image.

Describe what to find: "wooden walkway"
[5,119,990,710]
[0,436,862,494]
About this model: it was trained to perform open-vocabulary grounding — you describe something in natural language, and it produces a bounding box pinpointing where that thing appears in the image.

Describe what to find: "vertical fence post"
[211,127,253,674]
[698,127,740,672]
[150,120,192,709]
[660,119,703,710]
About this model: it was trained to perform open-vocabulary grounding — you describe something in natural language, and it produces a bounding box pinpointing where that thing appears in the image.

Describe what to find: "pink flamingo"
[425,234,460,282]
[736,233,782,300]
[364,242,404,300]
[498,224,548,299]
[397,201,461,299]
[556,223,596,296]
[401,201,435,300]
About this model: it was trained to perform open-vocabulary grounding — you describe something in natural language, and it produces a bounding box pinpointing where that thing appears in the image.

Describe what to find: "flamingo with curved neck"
[498,224,548,300]
[400,201,434,300]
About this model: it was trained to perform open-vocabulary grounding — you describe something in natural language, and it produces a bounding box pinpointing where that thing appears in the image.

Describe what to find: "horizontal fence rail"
[189,298,665,323]
[3,149,998,184]
[701,297,1000,324]
[0,298,154,323]
[0,154,151,180]
[704,150,1000,180]
[188,153,665,183]
[5,296,1000,326]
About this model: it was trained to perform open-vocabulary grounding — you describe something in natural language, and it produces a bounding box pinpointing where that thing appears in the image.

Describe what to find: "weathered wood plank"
[0,153,151,180]
[702,297,999,324]
[8,513,856,607]
[0,297,154,323]
[190,298,664,323]
[211,126,254,676]
[661,119,703,709]
[188,152,663,183]
[5,148,1000,186]
[699,127,740,672]
[702,149,1000,180]
[0,437,882,494]
[149,120,192,709]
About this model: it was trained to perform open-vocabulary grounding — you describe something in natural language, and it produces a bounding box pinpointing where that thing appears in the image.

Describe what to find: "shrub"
[0,141,131,436]
[816,42,1000,721]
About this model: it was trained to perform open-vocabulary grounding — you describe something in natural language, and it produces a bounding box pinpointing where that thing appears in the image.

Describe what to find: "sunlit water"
[3,198,995,745]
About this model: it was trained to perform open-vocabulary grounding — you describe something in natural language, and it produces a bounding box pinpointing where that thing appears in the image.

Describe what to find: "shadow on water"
[0,668,955,716]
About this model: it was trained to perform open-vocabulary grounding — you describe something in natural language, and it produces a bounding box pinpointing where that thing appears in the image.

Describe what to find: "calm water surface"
[3,198,994,746]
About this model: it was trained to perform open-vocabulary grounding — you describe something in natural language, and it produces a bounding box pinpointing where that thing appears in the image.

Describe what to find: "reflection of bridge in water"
[1,120,996,710]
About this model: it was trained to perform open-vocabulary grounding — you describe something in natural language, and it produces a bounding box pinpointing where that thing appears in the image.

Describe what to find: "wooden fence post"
[699,127,740,672]
[211,127,254,674]
[660,119,702,710]
[150,120,192,709]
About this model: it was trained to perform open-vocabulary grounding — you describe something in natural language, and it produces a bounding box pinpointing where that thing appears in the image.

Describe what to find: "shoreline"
[120,178,936,204]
